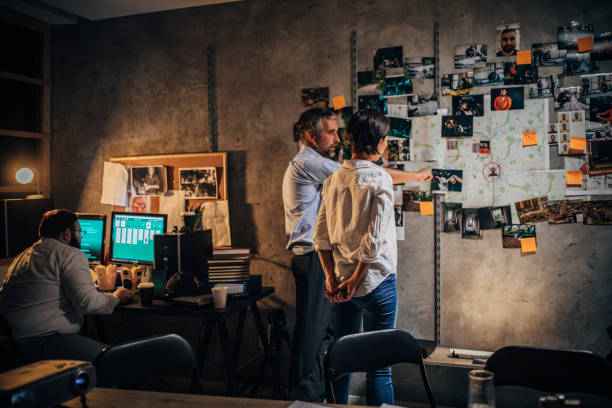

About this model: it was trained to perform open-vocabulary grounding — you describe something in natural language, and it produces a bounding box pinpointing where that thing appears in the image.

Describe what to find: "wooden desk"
[63,388,365,408]
[93,287,275,397]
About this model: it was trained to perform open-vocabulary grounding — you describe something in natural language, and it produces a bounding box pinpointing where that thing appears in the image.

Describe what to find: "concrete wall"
[51,0,612,367]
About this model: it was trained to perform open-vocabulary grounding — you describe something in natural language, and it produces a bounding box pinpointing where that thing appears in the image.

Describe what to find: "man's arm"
[385,167,433,185]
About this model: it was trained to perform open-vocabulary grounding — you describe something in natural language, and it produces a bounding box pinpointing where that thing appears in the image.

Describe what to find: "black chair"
[485,345,612,400]
[94,333,202,393]
[324,329,436,407]
[0,313,26,371]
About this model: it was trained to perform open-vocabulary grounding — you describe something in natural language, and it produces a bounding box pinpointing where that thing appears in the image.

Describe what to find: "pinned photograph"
[405,94,438,117]
[504,63,538,85]
[581,73,612,96]
[542,200,584,224]
[404,57,435,79]
[441,116,473,137]
[572,111,583,122]
[479,205,511,229]
[402,190,430,212]
[389,117,412,139]
[131,166,167,196]
[452,95,484,116]
[559,142,570,155]
[179,167,218,199]
[588,95,612,123]
[358,70,385,95]
[590,36,612,61]
[474,63,504,86]
[461,208,482,239]
[502,224,535,248]
[442,202,462,233]
[496,23,520,57]
[528,74,561,99]
[394,206,403,227]
[557,24,594,50]
[387,139,410,161]
[454,44,487,68]
[548,123,559,134]
[358,95,386,112]
[301,87,329,108]
[129,195,151,213]
[582,200,612,225]
[560,122,569,133]
[587,139,612,175]
[374,46,403,70]
[479,140,491,154]
[563,53,599,76]
[548,132,560,144]
[515,196,549,224]
[383,76,413,97]
[532,42,567,66]
[431,169,463,193]
[387,104,409,119]
[555,86,587,111]
[491,87,524,110]
[441,72,474,96]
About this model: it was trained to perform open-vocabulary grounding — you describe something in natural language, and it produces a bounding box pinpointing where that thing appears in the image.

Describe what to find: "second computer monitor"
[76,213,106,264]
[110,212,167,265]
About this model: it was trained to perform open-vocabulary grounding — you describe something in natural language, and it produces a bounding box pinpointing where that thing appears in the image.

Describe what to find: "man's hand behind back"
[113,288,134,304]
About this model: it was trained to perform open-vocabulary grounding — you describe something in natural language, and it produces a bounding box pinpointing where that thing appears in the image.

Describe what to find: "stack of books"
[207,247,251,284]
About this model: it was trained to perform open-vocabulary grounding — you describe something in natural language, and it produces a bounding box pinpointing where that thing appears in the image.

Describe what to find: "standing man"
[282,107,432,401]
[0,209,132,370]
[496,28,517,57]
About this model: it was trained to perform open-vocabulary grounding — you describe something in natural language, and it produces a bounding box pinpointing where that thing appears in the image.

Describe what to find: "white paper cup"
[211,286,228,309]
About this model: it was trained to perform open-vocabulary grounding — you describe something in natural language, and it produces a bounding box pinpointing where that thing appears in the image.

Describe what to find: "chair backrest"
[94,333,202,393]
[324,329,436,407]
[0,313,26,368]
[485,345,612,400]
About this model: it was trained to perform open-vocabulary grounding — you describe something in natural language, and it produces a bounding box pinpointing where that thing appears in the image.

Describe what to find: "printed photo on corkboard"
[515,196,549,224]
[179,167,218,199]
[502,224,535,248]
[131,166,167,196]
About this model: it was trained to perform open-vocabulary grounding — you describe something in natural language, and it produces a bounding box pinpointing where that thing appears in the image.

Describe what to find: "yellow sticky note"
[332,95,346,110]
[569,136,586,153]
[520,237,536,253]
[420,201,434,216]
[566,171,582,186]
[522,131,538,146]
[578,36,594,53]
[516,50,531,65]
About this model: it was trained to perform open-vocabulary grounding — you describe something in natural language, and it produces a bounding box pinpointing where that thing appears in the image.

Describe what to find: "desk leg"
[232,307,248,363]
[216,315,238,396]
[197,319,216,372]
[248,302,273,398]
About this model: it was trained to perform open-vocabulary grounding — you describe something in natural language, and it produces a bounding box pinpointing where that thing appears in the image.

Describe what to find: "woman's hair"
[347,109,390,155]
[39,209,77,238]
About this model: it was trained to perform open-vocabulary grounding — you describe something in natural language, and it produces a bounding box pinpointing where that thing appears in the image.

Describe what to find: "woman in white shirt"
[313,109,431,405]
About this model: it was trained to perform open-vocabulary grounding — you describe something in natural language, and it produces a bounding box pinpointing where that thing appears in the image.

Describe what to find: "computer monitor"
[109,212,167,265]
[76,213,106,264]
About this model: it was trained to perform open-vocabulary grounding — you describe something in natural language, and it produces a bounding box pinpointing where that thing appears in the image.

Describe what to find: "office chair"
[485,345,612,400]
[0,313,26,371]
[94,333,202,393]
[324,329,436,407]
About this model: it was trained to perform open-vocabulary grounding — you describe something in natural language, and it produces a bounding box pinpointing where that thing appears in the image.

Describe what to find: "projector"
[0,360,95,408]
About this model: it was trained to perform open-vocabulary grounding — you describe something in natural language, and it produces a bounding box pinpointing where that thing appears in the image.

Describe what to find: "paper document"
[101,162,128,206]
[201,200,232,246]
[159,190,186,231]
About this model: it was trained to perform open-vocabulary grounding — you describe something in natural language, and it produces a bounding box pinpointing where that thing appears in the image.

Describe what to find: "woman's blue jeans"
[330,274,398,406]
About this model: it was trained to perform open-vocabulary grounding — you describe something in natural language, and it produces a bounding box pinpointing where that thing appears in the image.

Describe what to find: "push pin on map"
[483,162,502,179]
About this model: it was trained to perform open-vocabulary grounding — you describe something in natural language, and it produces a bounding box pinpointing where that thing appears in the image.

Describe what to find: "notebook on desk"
[170,294,213,308]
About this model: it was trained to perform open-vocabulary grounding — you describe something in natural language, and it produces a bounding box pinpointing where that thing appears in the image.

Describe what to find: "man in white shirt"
[0,209,132,369]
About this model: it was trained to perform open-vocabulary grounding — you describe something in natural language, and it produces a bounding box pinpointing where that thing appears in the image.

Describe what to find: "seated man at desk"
[0,209,132,368]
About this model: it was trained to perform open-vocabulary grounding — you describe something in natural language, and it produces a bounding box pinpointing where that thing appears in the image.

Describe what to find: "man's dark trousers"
[290,251,332,402]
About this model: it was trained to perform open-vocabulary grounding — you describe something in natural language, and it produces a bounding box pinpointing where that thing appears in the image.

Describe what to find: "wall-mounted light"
[16,167,35,184]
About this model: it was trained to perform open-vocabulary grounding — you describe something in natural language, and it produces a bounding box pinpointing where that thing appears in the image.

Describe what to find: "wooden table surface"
[63,388,366,408]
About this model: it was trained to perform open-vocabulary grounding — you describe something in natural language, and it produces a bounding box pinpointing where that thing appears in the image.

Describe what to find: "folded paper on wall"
[201,200,231,246]
[101,161,128,206]
[159,190,186,232]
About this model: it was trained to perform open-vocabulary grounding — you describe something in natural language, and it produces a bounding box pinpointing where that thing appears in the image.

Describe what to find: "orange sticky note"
[566,171,582,186]
[420,201,434,216]
[578,36,594,53]
[332,95,346,110]
[516,50,531,65]
[522,131,538,146]
[520,237,536,253]
[569,136,586,153]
